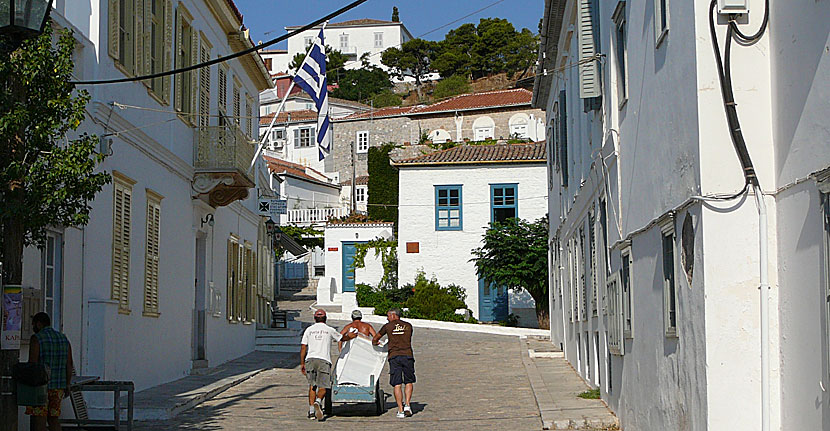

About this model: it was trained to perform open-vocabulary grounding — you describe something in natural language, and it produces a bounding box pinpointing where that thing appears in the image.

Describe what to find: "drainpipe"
[754,184,769,431]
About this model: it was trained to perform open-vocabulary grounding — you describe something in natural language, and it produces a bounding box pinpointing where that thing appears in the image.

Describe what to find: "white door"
[474,127,494,141]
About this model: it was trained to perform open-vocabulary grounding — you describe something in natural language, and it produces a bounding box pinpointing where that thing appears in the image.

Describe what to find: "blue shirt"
[34,327,70,389]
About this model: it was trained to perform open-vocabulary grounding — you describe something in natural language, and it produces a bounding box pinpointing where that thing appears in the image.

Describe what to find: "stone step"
[256,330,302,338]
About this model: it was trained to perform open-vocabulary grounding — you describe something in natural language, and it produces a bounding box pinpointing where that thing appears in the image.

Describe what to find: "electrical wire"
[70,0,368,85]
[729,0,770,43]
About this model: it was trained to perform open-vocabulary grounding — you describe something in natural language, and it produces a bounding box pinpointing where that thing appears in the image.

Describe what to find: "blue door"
[479,278,508,322]
[341,242,358,292]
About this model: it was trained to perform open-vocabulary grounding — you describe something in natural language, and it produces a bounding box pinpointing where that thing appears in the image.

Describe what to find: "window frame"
[373,31,383,49]
[490,183,518,224]
[356,130,369,153]
[474,126,495,141]
[143,189,163,317]
[111,171,136,315]
[821,189,830,374]
[621,243,633,338]
[612,1,629,108]
[434,185,463,231]
[339,33,349,50]
[355,185,367,203]
[654,0,669,47]
[662,218,678,337]
[295,126,316,148]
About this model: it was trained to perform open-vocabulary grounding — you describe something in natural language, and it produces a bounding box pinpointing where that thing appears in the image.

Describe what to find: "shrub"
[433,75,470,100]
[404,272,466,320]
[578,388,601,399]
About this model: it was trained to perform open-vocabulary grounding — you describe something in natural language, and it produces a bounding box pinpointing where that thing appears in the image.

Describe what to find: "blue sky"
[236,0,545,48]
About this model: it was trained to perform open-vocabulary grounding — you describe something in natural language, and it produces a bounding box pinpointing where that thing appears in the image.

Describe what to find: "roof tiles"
[394,142,546,166]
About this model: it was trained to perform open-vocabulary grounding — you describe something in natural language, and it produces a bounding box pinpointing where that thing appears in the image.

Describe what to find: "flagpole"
[249,22,326,173]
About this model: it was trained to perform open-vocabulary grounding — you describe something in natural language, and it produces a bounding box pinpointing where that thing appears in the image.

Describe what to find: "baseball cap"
[314,309,327,318]
[351,310,363,319]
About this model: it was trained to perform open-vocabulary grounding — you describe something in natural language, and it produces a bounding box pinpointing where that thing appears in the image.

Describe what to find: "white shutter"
[199,44,211,128]
[143,195,161,315]
[174,7,183,112]
[108,0,120,60]
[577,0,601,98]
[161,0,172,102]
[134,0,144,76]
[190,29,199,123]
[607,272,624,355]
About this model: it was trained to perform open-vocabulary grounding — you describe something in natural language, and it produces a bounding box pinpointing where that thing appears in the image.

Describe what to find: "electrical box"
[717,0,749,14]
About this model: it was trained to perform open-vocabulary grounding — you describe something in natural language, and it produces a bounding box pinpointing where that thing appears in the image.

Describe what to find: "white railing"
[286,207,349,225]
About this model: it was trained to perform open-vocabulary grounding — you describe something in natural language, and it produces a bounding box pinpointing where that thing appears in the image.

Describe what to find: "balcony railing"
[195,125,256,185]
[287,207,349,225]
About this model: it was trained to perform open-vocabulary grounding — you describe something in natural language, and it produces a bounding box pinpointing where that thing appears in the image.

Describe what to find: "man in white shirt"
[300,309,356,420]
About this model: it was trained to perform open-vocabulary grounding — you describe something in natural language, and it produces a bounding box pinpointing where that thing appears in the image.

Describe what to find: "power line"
[70,0,368,85]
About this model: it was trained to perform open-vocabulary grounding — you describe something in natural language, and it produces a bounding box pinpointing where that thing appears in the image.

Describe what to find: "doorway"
[193,235,207,361]
[41,232,63,330]
[341,242,366,293]
[478,278,508,322]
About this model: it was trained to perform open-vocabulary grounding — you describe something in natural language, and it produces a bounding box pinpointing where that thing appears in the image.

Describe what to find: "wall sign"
[328,247,339,252]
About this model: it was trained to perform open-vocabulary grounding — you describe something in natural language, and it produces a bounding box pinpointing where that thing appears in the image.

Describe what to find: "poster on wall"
[1,285,22,350]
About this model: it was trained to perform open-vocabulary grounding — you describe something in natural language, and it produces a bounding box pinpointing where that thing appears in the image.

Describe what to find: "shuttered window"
[233,80,241,127]
[558,90,569,187]
[109,0,135,73]
[174,5,198,124]
[654,0,669,46]
[577,0,601,99]
[589,208,598,317]
[621,245,633,338]
[218,65,228,126]
[227,236,239,321]
[199,37,211,128]
[821,191,830,372]
[607,272,624,355]
[662,221,677,337]
[143,190,162,316]
[245,94,254,138]
[111,172,136,314]
[613,1,628,107]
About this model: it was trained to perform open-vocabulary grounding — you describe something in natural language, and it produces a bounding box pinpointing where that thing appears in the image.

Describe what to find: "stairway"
[255,320,308,353]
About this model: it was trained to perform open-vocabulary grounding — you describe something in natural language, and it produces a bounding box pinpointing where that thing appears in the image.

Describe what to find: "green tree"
[370,90,403,108]
[504,28,540,78]
[278,224,323,256]
[381,38,438,87]
[432,23,477,78]
[432,75,471,100]
[367,143,399,224]
[330,66,393,101]
[391,6,400,22]
[471,216,550,328]
[288,45,348,84]
[0,27,111,285]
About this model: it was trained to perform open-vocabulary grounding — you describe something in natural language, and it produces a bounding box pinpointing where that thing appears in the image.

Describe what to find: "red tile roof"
[263,156,338,188]
[393,142,546,166]
[339,176,369,186]
[336,89,533,122]
[330,19,395,26]
[225,0,244,25]
[260,109,317,126]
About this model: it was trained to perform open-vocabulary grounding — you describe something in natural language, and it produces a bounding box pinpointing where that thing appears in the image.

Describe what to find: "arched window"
[509,113,530,138]
[472,116,495,141]
[428,129,452,144]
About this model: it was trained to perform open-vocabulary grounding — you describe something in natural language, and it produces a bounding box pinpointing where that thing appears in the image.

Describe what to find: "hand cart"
[324,335,387,416]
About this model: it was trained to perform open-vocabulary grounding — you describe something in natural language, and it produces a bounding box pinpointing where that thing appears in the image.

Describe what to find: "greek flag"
[293,28,330,161]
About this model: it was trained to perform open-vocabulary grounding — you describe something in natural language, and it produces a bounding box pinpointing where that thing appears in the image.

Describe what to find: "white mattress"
[334,335,388,387]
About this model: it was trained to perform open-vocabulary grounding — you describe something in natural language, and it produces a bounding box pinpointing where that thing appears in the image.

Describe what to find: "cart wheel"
[375,382,385,415]
[324,389,333,416]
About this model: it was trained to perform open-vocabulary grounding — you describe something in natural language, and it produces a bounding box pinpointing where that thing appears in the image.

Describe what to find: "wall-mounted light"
[200,213,214,228]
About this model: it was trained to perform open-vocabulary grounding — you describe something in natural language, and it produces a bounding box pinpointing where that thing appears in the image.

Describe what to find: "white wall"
[261,51,290,75]
[323,224,394,295]
[280,176,341,212]
[397,164,547,319]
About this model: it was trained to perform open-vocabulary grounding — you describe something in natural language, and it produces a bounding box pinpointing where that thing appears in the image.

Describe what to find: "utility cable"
[70,0,368,85]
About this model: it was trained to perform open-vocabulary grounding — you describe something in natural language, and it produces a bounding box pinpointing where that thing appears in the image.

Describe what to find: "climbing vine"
[353,237,398,289]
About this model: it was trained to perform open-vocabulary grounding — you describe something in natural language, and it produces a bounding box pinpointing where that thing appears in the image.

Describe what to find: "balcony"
[192,125,256,207]
[286,207,349,225]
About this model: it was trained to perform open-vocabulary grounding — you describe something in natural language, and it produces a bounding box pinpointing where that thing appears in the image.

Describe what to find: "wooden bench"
[63,372,134,431]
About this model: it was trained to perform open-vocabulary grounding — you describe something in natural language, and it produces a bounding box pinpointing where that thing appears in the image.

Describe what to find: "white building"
[534,0,830,429]
[284,18,417,82]
[259,48,290,76]
[17,0,274,424]
[395,143,547,325]
[260,90,370,119]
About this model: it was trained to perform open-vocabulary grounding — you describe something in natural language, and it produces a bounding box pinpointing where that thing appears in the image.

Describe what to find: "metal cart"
[324,335,387,416]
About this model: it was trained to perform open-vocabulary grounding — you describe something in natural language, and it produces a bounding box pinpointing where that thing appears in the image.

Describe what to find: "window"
[654,0,669,46]
[198,36,211,128]
[111,172,136,314]
[579,226,587,321]
[264,57,273,71]
[570,237,579,322]
[227,236,240,321]
[509,113,530,138]
[147,0,171,98]
[607,272,624,355]
[304,36,313,49]
[143,190,162,317]
[613,1,628,107]
[232,80,241,127]
[174,5,197,123]
[294,126,315,147]
[621,245,632,337]
[474,126,494,141]
[662,221,677,337]
[109,0,135,72]
[245,94,254,138]
[340,33,349,50]
[435,185,462,231]
[218,65,228,122]
[491,184,517,224]
[472,116,495,141]
[42,232,63,330]
[558,90,569,187]
[822,191,830,371]
[270,129,285,145]
[577,0,601,98]
[355,186,367,203]
[356,131,369,153]
[589,208,598,317]
[429,129,451,144]
[373,32,384,48]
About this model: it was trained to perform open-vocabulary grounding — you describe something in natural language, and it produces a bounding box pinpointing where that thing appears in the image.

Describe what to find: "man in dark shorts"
[372,308,415,418]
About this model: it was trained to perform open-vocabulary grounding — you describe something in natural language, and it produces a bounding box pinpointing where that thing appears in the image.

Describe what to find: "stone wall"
[330,106,546,179]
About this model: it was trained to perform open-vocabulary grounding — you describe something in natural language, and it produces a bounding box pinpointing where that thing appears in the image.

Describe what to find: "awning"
[276,232,307,257]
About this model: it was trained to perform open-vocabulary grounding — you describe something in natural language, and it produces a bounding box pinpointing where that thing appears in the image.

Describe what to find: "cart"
[324,335,387,416]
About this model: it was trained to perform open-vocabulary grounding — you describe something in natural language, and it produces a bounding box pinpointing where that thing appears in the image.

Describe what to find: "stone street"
[134,323,543,430]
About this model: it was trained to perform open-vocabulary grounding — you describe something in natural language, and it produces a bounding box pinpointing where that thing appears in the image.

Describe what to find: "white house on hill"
[395,142,548,326]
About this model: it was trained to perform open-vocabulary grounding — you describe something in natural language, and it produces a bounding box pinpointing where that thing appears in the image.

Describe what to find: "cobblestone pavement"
[135,323,543,430]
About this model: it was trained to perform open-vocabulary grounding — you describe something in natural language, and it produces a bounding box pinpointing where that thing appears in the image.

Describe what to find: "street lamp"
[0,0,53,41]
